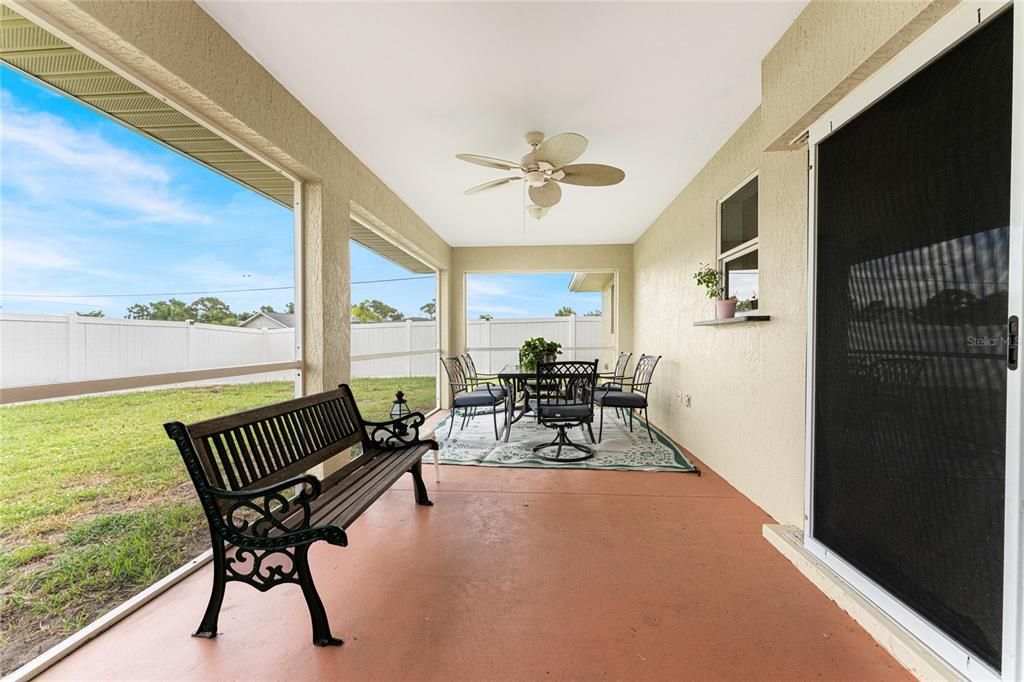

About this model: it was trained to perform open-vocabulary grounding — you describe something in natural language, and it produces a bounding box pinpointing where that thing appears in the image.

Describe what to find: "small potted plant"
[519,337,562,371]
[693,263,737,319]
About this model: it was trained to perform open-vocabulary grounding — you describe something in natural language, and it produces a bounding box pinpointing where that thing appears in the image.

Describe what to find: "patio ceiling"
[198,1,807,247]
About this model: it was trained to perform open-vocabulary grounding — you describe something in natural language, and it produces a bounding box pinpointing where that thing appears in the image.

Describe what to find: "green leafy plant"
[519,337,562,371]
[693,263,725,300]
[736,297,757,313]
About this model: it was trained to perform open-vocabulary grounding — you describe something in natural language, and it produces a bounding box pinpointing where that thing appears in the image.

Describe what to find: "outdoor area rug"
[433,410,699,473]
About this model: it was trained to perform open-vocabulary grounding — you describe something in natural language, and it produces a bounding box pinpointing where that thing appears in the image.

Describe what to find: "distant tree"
[351,300,382,323]
[916,288,985,326]
[124,297,241,325]
[420,300,436,320]
[285,302,295,314]
[478,314,494,321]
[554,306,575,317]
[126,298,192,321]
[260,305,276,313]
[364,299,404,322]
[583,310,602,317]
[75,310,104,317]
[190,297,239,326]
[125,303,152,320]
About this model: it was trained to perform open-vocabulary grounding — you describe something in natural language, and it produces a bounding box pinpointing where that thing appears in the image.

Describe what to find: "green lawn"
[0,377,435,674]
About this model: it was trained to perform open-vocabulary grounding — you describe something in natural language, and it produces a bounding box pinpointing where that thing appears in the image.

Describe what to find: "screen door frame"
[802,2,1022,678]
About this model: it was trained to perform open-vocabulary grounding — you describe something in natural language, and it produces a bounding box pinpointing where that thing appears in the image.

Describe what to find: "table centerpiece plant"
[519,337,562,372]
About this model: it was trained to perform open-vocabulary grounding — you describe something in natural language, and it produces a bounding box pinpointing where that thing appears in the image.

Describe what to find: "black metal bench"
[164,384,437,646]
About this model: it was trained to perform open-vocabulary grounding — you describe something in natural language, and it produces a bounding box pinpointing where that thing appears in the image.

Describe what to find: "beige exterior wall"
[632,0,955,526]
[14,0,452,397]
[763,0,957,150]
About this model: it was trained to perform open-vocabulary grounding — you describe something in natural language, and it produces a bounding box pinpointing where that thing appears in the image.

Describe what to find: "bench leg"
[194,538,226,639]
[409,460,434,506]
[294,544,343,646]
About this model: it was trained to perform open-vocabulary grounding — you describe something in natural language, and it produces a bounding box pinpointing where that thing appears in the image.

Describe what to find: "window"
[718,175,758,309]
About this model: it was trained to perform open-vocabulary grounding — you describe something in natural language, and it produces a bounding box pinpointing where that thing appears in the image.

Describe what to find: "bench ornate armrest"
[362,411,439,451]
[209,475,347,550]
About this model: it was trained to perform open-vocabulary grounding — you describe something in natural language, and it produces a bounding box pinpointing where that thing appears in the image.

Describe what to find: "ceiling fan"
[456,131,625,219]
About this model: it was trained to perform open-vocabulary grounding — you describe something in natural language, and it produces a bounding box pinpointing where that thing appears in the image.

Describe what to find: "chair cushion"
[595,391,647,408]
[454,390,504,407]
[527,400,592,419]
[470,384,507,397]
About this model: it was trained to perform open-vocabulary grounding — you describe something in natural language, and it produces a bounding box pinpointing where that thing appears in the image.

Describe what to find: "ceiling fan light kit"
[457,131,625,218]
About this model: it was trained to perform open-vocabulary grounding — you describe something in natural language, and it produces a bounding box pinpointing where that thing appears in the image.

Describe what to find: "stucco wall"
[762,0,957,150]
[15,0,452,395]
[633,0,954,526]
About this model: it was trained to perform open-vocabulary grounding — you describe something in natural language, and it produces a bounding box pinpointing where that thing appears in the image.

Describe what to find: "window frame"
[716,171,760,303]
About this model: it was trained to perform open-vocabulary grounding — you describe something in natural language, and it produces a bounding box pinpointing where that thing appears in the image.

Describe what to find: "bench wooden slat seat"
[165,384,436,646]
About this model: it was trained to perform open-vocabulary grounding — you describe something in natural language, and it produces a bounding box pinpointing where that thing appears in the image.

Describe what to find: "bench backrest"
[165,385,365,497]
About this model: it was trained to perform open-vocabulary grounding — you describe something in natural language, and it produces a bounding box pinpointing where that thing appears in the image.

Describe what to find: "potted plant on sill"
[693,263,737,319]
[519,337,562,371]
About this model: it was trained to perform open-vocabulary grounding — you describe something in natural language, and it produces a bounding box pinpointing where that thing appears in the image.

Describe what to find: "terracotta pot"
[715,299,738,319]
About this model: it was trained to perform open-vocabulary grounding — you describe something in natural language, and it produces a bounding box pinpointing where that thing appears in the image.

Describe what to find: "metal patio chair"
[595,354,661,443]
[598,351,632,391]
[597,351,632,421]
[441,356,505,439]
[461,353,506,397]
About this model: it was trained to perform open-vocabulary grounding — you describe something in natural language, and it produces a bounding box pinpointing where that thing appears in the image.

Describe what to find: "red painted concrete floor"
[42,462,910,681]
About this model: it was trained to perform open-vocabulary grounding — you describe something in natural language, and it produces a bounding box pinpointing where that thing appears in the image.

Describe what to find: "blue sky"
[1,66,598,320]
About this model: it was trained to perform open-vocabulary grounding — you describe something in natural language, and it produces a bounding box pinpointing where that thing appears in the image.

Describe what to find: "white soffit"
[200,1,807,246]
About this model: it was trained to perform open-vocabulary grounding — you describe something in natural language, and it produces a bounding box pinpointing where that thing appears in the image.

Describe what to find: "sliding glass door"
[806,5,1018,677]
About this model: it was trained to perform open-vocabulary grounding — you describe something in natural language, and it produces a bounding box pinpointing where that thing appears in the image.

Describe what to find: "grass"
[0,377,435,673]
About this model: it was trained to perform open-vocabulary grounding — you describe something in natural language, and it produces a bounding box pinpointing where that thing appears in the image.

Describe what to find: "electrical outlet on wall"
[685,394,692,408]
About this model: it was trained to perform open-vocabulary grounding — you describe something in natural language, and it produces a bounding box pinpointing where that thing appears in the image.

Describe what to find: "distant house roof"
[239,311,296,328]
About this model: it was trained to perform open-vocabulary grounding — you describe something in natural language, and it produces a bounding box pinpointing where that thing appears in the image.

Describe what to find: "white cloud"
[467,304,529,316]
[466,277,512,298]
[1,236,77,270]
[0,106,208,225]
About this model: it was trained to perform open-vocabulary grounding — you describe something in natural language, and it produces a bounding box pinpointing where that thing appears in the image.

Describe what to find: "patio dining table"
[496,364,536,442]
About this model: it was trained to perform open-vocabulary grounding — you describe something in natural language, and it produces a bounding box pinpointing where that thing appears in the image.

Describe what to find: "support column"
[300,180,350,395]
[301,181,351,478]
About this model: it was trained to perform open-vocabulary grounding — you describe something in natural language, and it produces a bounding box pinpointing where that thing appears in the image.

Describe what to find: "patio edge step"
[762,524,961,682]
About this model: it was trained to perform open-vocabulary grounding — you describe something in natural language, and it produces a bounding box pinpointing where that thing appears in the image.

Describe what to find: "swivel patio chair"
[595,354,661,443]
[441,356,505,439]
[529,360,598,462]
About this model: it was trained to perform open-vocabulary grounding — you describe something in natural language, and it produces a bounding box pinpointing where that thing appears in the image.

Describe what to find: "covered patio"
[1,0,1021,680]
[39,463,907,681]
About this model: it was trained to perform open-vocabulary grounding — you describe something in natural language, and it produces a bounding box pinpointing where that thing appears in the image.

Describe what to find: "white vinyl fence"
[0,315,440,389]
[0,314,607,390]
[466,316,606,373]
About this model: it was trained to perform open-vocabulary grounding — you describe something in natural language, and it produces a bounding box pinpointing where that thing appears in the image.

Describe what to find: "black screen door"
[812,8,1013,669]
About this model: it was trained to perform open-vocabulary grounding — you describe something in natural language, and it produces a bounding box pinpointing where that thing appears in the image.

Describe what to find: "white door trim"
[1001,4,1024,679]
[803,2,1018,679]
